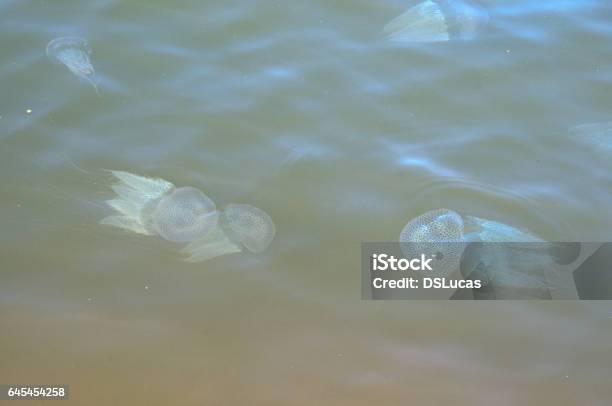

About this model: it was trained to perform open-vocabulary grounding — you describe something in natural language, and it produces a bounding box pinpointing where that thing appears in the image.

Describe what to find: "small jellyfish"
[100,170,174,235]
[100,170,272,263]
[46,37,99,95]
[383,0,489,43]
[219,204,276,253]
[151,187,218,242]
[399,209,467,275]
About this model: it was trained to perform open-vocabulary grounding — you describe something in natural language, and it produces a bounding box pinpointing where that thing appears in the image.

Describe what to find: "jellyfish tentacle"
[463,215,543,243]
[46,36,100,95]
[180,226,243,262]
[383,0,450,42]
[100,171,175,235]
[100,215,153,235]
[383,0,488,43]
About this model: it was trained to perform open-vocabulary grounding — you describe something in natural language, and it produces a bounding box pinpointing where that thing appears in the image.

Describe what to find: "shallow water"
[2,0,612,404]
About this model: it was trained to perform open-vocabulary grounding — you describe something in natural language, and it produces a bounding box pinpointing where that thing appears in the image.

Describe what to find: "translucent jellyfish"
[100,170,174,235]
[151,187,218,242]
[180,227,242,263]
[46,37,99,95]
[98,171,280,262]
[383,0,489,43]
[399,209,467,276]
[399,210,581,298]
[462,215,543,243]
[179,204,275,262]
[458,216,583,299]
[219,204,276,253]
[461,243,567,299]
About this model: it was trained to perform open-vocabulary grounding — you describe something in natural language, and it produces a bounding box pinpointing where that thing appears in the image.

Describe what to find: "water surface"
[2,0,612,404]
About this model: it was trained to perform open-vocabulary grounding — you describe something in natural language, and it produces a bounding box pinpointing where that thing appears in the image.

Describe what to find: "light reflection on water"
[2,0,612,404]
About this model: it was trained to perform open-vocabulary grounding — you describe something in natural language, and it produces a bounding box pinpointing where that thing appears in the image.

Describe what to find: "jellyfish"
[100,170,274,262]
[462,215,543,243]
[383,0,489,43]
[219,204,276,253]
[399,209,467,276]
[180,227,242,263]
[151,187,218,242]
[100,170,174,236]
[179,204,276,262]
[46,37,99,95]
[460,216,582,299]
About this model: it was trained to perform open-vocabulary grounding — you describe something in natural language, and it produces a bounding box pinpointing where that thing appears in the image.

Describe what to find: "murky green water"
[2,1,612,404]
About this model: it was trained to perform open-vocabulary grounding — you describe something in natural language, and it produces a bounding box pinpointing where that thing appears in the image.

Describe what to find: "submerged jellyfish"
[100,170,275,262]
[46,37,99,95]
[398,209,581,298]
[151,187,218,242]
[383,0,489,43]
[180,203,275,262]
[180,226,242,263]
[398,209,547,275]
[220,204,276,253]
[462,215,543,243]
[399,209,467,276]
[100,170,174,236]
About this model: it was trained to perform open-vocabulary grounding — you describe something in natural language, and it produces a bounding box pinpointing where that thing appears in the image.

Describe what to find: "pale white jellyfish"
[180,227,242,263]
[399,209,467,277]
[100,170,174,236]
[462,215,543,243]
[219,204,276,253]
[180,204,275,262]
[100,170,274,263]
[397,209,580,299]
[383,0,489,43]
[151,187,218,242]
[458,215,580,299]
[46,37,99,95]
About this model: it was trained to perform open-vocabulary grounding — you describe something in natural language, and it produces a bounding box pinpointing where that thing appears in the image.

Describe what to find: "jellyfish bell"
[400,208,464,242]
[220,204,276,253]
[151,186,218,242]
[399,209,467,276]
[383,0,488,43]
[46,37,93,73]
[46,36,99,95]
